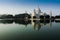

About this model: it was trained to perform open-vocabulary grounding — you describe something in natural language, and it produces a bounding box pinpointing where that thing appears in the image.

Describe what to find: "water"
[0,20,60,40]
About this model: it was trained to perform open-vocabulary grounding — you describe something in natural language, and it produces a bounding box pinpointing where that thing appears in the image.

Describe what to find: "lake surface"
[0,20,60,40]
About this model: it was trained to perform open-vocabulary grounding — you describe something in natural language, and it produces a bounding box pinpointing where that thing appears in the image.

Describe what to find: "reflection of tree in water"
[0,20,13,24]
[0,20,31,25]
[14,20,31,25]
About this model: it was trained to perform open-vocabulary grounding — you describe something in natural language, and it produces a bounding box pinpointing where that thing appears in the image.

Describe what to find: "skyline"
[0,0,60,16]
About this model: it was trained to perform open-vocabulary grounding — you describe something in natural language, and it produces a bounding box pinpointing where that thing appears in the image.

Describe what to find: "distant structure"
[32,7,41,19]
[31,7,52,19]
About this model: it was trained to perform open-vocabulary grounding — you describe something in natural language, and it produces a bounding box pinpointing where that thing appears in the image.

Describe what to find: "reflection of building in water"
[31,20,35,27]
[48,20,52,28]
[34,20,41,31]
[31,20,44,31]
[31,20,53,31]
[31,20,41,31]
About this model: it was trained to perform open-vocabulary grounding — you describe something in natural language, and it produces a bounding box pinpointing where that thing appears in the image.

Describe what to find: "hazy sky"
[0,0,60,16]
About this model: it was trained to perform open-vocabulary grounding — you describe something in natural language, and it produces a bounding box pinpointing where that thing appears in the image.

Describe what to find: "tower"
[34,9,36,16]
[50,11,52,18]
[38,7,41,14]
[36,7,41,18]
